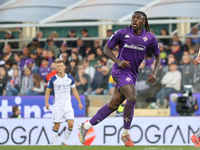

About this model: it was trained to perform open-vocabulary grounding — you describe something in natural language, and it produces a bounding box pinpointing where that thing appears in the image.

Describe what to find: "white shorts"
[52,105,74,123]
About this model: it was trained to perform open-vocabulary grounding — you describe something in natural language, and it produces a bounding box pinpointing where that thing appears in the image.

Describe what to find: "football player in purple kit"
[78,11,161,147]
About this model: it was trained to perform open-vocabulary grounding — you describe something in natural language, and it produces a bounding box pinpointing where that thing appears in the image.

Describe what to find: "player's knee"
[127,95,137,102]
[68,123,74,129]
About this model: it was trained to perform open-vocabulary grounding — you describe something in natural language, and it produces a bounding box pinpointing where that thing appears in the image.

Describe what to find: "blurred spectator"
[0,67,10,95]
[101,56,108,66]
[179,51,193,64]
[74,64,90,95]
[171,34,182,47]
[77,38,86,57]
[61,52,69,66]
[0,30,18,54]
[4,44,15,64]
[188,46,196,60]
[150,63,181,108]
[27,37,40,52]
[93,39,101,49]
[58,42,68,59]
[39,58,51,81]
[179,53,194,85]
[36,47,43,57]
[90,66,109,95]
[81,29,93,47]
[66,29,77,48]
[85,46,93,58]
[159,42,167,58]
[102,29,113,47]
[96,47,103,60]
[46,62,57,82]
[4,60,12,74]
[21,46,29,66]
[86,63,103,95]
[36,30,45,48]
[82,58,95,81]
[18,67,33,96]
[30,50,42,67]
[14,52,24,70]
[163,54,178,73]
[160,28,171,46]
[183,38,194,52]
[44,38,59,58]
[65,60,78,78]
[108,74,115,95]
[0,53,9,66]
[145,56,154,68]
[26,73,45,95]
[24,58,39,74]
[9,106,21,118]
[42,49,48,59]
[170,41,183,62]
[71,52,80,65]
[48,50,55,65]
[8,62,19,77]
[6,69,20,96]
[187,26,200,44]
[87,51,97,67]
[107,48,119,70]
[49,31,62,48]
[136,60,151,96]
[68,48,83,62]
[145,63,162,103]
[150,29,155,35]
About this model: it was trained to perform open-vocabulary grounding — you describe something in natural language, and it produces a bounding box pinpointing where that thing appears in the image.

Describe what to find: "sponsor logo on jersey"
[124,34,130,38]
[126,77,131,82]
[124,44,146,51]
[143,36,148,42]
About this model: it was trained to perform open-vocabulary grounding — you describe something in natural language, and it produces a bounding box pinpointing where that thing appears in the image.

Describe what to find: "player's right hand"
[118,60,130,68]
[45,103,50,110]
[193,56,200,65]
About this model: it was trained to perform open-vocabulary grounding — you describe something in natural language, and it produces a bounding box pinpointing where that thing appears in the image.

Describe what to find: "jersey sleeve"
[150,35,160,56]
[46,78,53,91]
[107,30,123,49]
[68,75,76,88]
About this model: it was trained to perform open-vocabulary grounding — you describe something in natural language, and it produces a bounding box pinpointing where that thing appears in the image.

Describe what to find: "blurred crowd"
[0,26,200,108]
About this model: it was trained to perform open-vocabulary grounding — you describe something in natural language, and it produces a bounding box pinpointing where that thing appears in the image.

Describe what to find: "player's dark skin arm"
[103,45,130,68]
[147,54,161,83]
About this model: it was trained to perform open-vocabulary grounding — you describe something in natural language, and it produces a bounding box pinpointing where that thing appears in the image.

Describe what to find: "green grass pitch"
[0,146,198,150]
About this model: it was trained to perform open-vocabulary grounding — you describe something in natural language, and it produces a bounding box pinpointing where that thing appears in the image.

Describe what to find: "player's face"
[131,13,145,30]
[56,62,66,73]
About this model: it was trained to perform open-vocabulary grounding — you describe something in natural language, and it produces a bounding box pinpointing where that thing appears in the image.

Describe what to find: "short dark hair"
[5,60,12,66]
[12,62,18,66]
[81,29,88,33]
[42,58,49,61]
[107,29,113,33]
[12,105,19,113]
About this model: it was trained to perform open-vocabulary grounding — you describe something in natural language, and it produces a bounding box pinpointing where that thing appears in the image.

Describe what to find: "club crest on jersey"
[124,34,130,38]
[126,77,131,82]
[143,36,148,42]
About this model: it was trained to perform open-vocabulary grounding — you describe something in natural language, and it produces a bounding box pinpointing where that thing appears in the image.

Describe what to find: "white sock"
[52,128,58,145]
[195,127,200,137]
[123,129,130,136]
[84,121,92,130]
[63,128,72,143]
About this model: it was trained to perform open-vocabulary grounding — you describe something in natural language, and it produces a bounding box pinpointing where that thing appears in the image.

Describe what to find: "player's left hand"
[79,103,83,110]
[147,73,156,83]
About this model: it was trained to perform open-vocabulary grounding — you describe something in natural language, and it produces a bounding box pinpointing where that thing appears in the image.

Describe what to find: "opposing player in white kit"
[45,60,83,145]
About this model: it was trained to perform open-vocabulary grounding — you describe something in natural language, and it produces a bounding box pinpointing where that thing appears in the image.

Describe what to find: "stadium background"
[0,0,200,146]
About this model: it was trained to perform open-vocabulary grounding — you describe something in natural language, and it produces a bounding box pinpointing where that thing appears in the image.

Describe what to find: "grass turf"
[0,146,198,150]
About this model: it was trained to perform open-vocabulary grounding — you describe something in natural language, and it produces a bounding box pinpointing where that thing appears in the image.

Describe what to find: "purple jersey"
[39,66,51,81]
[107,27,160,80]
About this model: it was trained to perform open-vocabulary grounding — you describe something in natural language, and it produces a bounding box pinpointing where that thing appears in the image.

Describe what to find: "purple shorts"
[112,72,136,91]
